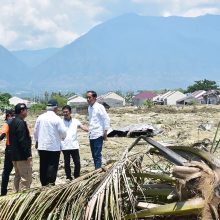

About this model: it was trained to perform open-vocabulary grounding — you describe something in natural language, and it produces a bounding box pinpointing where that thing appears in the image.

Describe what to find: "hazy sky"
[1,0,220,50]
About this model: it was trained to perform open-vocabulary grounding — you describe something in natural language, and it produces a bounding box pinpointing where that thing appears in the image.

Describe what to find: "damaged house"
[133,91,157,106]
[67,95,88,114]
[176,90,206,105]
[97,92,125,108]
[154,91,186,105]
[203,90,220,104]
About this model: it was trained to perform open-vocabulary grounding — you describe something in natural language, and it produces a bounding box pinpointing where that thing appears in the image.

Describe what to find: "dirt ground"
[1,105,220,193]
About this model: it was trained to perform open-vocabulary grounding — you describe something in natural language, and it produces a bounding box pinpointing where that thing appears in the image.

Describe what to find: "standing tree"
[0,93,12,109]
[124,91,134,105]
[186,79,219,93]
[44,91,49,103]
[50,92,67,107]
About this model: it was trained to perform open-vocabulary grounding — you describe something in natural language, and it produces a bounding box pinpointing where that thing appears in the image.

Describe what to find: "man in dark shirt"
[0,109,14,196]
[9,103,32,192]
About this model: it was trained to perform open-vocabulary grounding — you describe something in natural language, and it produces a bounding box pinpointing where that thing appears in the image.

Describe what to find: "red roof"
[134,91,157,100]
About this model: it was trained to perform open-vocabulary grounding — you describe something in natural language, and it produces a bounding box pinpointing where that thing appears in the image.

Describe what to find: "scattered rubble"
[1,105,220,216]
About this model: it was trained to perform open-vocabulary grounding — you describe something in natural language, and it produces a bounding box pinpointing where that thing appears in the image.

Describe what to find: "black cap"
[47,99,58,107]
[15,103,27,114]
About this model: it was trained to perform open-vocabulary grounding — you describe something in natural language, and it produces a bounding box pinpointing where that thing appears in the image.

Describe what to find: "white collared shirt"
[88,102,110,139]
[34,111,67,151]
[61,118,81,150]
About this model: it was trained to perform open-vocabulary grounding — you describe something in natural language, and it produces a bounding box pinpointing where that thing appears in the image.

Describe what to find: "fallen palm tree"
[0,136,220,219]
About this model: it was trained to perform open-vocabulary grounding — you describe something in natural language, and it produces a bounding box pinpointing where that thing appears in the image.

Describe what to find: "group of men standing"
[0,90,110,196]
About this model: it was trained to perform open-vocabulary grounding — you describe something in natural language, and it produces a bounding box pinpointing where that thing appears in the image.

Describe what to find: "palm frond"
[0,136,220,220]
[123,198,205,219]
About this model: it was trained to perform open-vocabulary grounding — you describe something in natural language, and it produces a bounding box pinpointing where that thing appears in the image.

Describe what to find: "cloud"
[132,0,220,17]
[0,0,220,50]
[182,7,220,17]
[0,0,105,50]
[0,25,18,46]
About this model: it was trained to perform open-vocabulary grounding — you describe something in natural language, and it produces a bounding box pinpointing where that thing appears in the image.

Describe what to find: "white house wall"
[102,93,125,106]
[165,91,186,105]
[9,97,32,107]
[105,93,124,101]
[67,95,87,107]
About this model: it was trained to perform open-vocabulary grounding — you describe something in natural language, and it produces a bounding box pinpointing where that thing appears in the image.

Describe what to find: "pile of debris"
[0,136,220,220]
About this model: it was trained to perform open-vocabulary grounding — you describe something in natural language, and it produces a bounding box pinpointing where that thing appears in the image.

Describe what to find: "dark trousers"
[1,147,13,196]
[90,136,103,169]
[38,150,60,186]
[62,149,80,180]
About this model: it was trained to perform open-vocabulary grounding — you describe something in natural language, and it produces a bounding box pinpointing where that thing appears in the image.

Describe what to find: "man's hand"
[80,124,88,132]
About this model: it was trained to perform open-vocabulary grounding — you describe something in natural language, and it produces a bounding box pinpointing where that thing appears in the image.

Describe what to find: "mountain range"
[12,48,59,68]
[1,13,220,94]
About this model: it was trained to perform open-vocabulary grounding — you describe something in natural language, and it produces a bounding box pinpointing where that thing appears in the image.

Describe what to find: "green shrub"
[29,103,46,113]
[143,99,154,108]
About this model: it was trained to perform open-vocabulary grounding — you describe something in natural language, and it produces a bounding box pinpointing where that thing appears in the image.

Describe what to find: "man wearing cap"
[34,99,67,186]
[9,103,32,192]
[0,109,15,196]
[86,91,110,169]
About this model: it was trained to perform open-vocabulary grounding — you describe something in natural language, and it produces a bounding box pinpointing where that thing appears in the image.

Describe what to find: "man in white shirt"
[61,105,88,181]
[34,99,66,186]
[86,91,110,169]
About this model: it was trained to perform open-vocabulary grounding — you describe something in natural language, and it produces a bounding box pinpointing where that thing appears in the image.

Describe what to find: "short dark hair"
[86,90,97,98]
[62,105,72,112]
[5,109,15,120]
